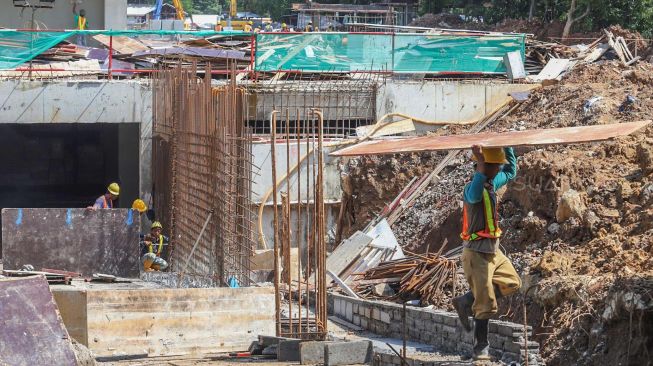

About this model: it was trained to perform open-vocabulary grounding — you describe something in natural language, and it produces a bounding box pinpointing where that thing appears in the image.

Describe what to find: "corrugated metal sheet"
[332,120,651,156]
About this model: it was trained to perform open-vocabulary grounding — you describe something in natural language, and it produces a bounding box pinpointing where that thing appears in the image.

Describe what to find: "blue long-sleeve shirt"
[463,147,517,203]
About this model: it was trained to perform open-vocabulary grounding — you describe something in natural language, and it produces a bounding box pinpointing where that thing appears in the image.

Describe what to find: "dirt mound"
[409,13,481,29]
[338,152,444,240]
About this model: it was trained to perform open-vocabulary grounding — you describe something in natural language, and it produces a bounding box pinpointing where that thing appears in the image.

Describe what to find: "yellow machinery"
[219,0,270,31]
[172,0,185,21]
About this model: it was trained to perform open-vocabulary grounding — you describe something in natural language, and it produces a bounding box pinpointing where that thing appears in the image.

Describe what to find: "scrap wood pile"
[93,34,253,73]
[524,26,649,77]
[525,39,578,74]
[0,33,253,79]
[353,248,461,307]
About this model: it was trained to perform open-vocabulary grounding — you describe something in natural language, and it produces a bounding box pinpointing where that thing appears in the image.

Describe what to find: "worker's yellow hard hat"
[248,20,253,24]
[132,199,147,213]
[472,147,507,164]
[282,22,287,27]
[151,221,163,229]
[107,182,120,196]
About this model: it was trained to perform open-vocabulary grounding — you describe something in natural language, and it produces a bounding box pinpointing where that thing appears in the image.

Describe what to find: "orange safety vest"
[101,195,113,209]
[460,188,502,241]
[148,235,164,255]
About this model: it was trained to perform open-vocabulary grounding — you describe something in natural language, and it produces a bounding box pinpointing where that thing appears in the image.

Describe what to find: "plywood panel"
[332,121,651,156]
[2,208,140,277]
[0,276,77,366]
[85,286,275,357]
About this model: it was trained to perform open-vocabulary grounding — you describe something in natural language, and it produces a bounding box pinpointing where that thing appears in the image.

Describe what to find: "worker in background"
[132,199,147,215]
[305,20,314,32]
[215,22,223,31]
[72,2,89,46]
[281,22,289,32]
[264,22,273,32]
[88,183,119,210]
[452,145,521,361]
[244,20,253,32]
[140,221,169,271]
[326,22,334,32]
[254,25,261,33]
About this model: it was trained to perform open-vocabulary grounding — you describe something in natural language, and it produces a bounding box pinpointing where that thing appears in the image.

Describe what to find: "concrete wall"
[376,80,538,124]
[52,288,88,346]
[0,0,127,30]
[253,140,342,250]
[331,294,542,365]
[52,286,275,357]
[0,80,153,212]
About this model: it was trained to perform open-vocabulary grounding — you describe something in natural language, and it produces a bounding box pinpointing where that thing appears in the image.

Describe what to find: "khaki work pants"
[462,248,521,320]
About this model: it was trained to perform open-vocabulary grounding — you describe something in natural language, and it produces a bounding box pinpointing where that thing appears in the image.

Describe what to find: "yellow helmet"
[472,147,507,164]
[132,199,147,213]
[248,20,253,25]
[151,221,163,230]
[107,182,120,196]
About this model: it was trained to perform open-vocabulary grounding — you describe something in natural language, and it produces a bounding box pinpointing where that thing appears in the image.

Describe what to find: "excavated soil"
[341,60,653,365]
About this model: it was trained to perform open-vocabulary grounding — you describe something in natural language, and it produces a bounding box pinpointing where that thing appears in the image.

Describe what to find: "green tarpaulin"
[254,32,525,74]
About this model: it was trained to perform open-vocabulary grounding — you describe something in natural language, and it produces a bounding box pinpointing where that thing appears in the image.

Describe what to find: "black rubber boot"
[473,318,491,361]
[452,291,474,332]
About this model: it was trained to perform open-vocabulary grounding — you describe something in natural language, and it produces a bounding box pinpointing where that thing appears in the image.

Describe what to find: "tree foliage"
[416,0,653,37]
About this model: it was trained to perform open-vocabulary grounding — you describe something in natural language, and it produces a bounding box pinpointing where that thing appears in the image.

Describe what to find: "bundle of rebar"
[152,63,254,286]
[355,253,458,307]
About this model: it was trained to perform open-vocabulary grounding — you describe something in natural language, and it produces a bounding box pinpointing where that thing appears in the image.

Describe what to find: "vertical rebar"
[271,110,281,336]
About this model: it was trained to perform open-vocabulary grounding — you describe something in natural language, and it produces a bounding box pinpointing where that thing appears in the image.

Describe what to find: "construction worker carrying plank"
[88,183,119,210]
[140,221,169,271]
[452,145,522,361]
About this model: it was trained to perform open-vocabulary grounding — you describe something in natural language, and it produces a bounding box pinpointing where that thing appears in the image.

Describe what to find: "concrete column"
[104,0,128,30]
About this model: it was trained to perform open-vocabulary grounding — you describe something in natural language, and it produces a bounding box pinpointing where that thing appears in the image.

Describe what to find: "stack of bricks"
[330,294,542,365]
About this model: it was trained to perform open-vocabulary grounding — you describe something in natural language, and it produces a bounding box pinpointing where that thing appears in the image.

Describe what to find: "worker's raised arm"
[464,145,487,203]
[463,172,487,203]
[492,147,517,190]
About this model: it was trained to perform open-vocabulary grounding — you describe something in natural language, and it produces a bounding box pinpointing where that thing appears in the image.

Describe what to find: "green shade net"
[0,30,250,70]
[255,32,525,74]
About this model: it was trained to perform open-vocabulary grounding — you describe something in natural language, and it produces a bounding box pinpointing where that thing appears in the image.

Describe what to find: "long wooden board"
[331,120,651,157]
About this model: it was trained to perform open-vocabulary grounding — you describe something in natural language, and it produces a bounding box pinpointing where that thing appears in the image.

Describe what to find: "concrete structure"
[0,0,127,30]
[51,283,275,357]
[0,78,540,254]
[331,294,542,365]
[376,80,538,125]
[0,80,151,212]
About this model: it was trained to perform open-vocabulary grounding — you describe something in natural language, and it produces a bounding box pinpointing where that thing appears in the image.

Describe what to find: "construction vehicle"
[153,0,185,21]
[219,0,257,31]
